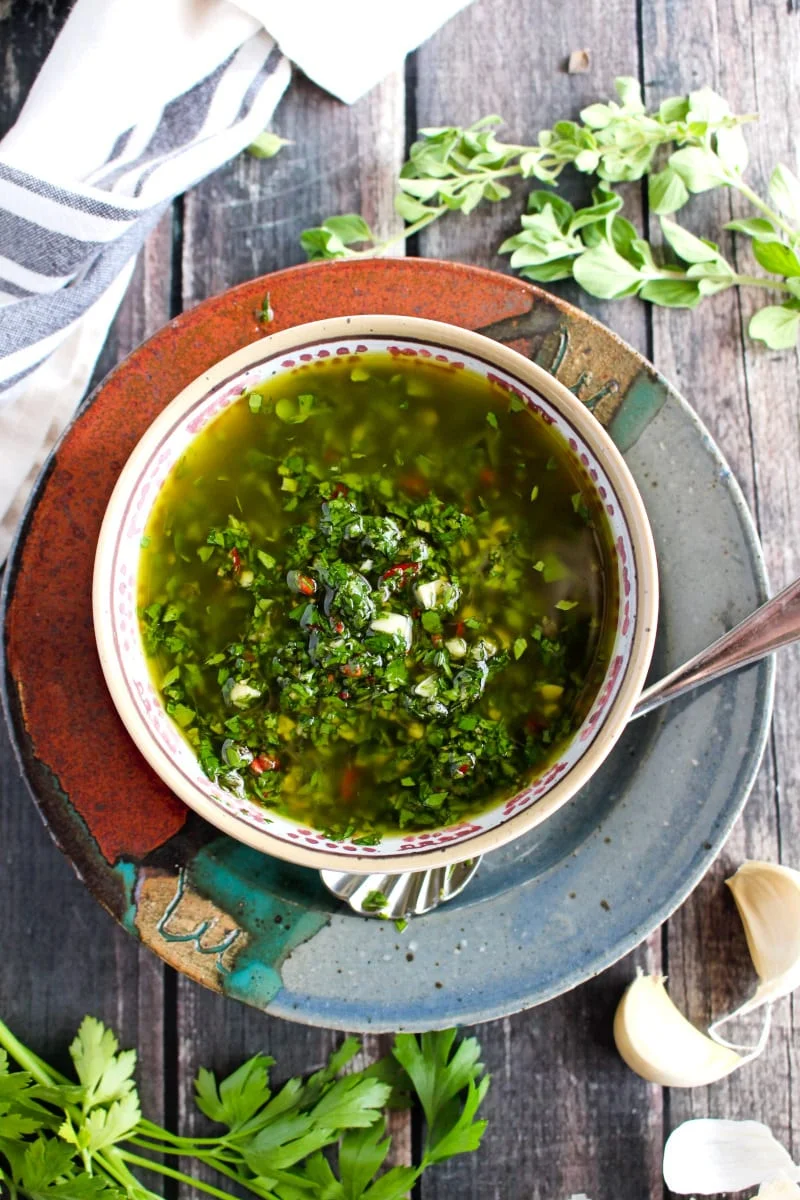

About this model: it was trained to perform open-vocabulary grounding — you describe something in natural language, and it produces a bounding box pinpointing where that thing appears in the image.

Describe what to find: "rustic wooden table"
[2,2,799,1196]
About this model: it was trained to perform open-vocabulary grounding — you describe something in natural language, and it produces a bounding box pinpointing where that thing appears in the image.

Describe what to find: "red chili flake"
[525,715,545,733]
[340,765,360,802]
[479,467,497,487]
[229,548,242,574]
[455,621,465,638]
[411,606,421,619]
[297,573,316,595]
[331,482,349,498]
[457,763,471,776]
[334,621,345,634]
[431,634,443,648]
[338,690,351,701]
[399,473,428,496]
[380,561,419,583]
[251,754,280,775]
[341,663,364,679]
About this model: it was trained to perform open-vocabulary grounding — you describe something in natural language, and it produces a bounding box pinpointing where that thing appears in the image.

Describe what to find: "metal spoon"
[321,576,800,918]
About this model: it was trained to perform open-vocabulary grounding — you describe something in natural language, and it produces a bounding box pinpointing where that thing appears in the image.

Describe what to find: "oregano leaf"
[749,304,800,349]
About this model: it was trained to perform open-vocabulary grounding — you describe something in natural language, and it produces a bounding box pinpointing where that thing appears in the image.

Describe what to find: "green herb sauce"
[138,353,617,842]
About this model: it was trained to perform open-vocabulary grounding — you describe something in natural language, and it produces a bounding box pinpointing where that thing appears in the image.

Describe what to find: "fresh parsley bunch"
[0,1016,489,1200]
[299,78,800,350]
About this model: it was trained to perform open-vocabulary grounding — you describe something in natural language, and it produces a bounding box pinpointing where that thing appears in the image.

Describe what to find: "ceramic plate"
[1,260,773,1031]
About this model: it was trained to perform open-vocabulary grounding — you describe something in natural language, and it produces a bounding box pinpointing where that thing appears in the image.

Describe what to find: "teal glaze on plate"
[114,861,139,937]
[185,839,331,1007]
[607,369,669,453]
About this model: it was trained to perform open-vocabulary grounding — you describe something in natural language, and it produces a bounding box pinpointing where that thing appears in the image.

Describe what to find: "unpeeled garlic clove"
[613,972,742,1087]
[663,1119,800,1194]
[726,861,800,1013]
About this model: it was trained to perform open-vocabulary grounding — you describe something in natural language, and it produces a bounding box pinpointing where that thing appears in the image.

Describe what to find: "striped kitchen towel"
[0,0,472,560]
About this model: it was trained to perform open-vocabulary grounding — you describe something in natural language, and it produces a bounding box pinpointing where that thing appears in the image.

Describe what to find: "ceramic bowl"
[93,315,658,873]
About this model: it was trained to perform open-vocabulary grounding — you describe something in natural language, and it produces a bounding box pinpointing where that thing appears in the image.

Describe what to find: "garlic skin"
[726,861,800,1013]
[663,1119,800,1194]
[613,973,742,1087]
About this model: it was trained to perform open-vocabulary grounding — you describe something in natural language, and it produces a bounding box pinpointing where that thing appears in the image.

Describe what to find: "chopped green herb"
[486,411,499,431]
[138,353,615,841]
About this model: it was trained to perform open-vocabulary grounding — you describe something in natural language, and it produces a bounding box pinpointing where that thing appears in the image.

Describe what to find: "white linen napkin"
[0,0,472,560]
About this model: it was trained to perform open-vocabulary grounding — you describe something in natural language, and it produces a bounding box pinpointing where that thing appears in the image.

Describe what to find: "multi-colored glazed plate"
[1,260,773,1032]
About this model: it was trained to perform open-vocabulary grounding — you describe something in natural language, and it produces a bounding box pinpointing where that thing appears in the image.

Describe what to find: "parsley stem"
[136,1118,236,1147]
[0,1167,18,1200]
[0,1017,61,1086]
[730,176,799,243]
[128,1136,240,1164]
[96,1148,160,1198]
[117,1149,245,1200]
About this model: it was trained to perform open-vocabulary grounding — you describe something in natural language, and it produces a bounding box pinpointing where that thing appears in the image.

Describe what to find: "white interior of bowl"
[94,320,653,871]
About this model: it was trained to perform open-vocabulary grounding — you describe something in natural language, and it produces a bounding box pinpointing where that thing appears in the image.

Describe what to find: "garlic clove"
[759,1178,800,1200]
[613,972,742,1087]
[663,1119,800,1194]
[726,861,800,1013]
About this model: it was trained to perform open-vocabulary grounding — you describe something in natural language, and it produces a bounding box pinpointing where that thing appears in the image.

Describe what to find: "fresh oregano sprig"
[299,78,800,350]
[0,1014,489,1200]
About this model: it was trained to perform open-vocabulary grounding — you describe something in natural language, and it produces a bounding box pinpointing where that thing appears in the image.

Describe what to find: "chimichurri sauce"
[138,353,617,843]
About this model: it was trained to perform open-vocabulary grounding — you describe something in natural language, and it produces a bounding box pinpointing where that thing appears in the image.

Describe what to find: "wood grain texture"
[0,0,168,1127]
[642,0,800,1189]
[181,69,404,306]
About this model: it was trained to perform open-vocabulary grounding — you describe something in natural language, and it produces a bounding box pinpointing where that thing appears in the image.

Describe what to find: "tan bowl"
[93,315,658,873]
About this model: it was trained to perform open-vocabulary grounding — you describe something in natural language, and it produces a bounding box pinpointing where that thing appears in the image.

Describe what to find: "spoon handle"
[632,576,800,720]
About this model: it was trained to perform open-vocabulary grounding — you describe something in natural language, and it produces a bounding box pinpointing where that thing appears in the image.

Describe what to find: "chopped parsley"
[138,353,615,842]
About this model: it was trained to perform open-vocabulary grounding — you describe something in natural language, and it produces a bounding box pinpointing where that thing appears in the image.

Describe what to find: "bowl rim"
[93,314,659,872]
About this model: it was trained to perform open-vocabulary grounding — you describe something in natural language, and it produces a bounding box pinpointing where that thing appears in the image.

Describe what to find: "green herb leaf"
[769,164,800,225]
[749,304,800,349]
[247,131,288,159]
[723,216,777,240]
[638,278,704,308]
[648,167,690,215]
[669,146,729,193]
[69,1017,137,1109]
[751,240,800,278]
[659,216,720,264]
[572,240,643,299]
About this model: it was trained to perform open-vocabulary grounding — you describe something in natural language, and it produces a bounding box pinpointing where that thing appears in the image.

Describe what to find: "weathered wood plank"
[0,0,169,1128]
[414,2,661,1197]
[642,0,800,1188]
[175,67,410,1194]
[181,69,405,305]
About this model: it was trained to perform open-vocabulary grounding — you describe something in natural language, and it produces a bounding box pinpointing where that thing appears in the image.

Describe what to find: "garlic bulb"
[613,973,742,1087]
[726,861,800,1014]
[663,1119,800,1194]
